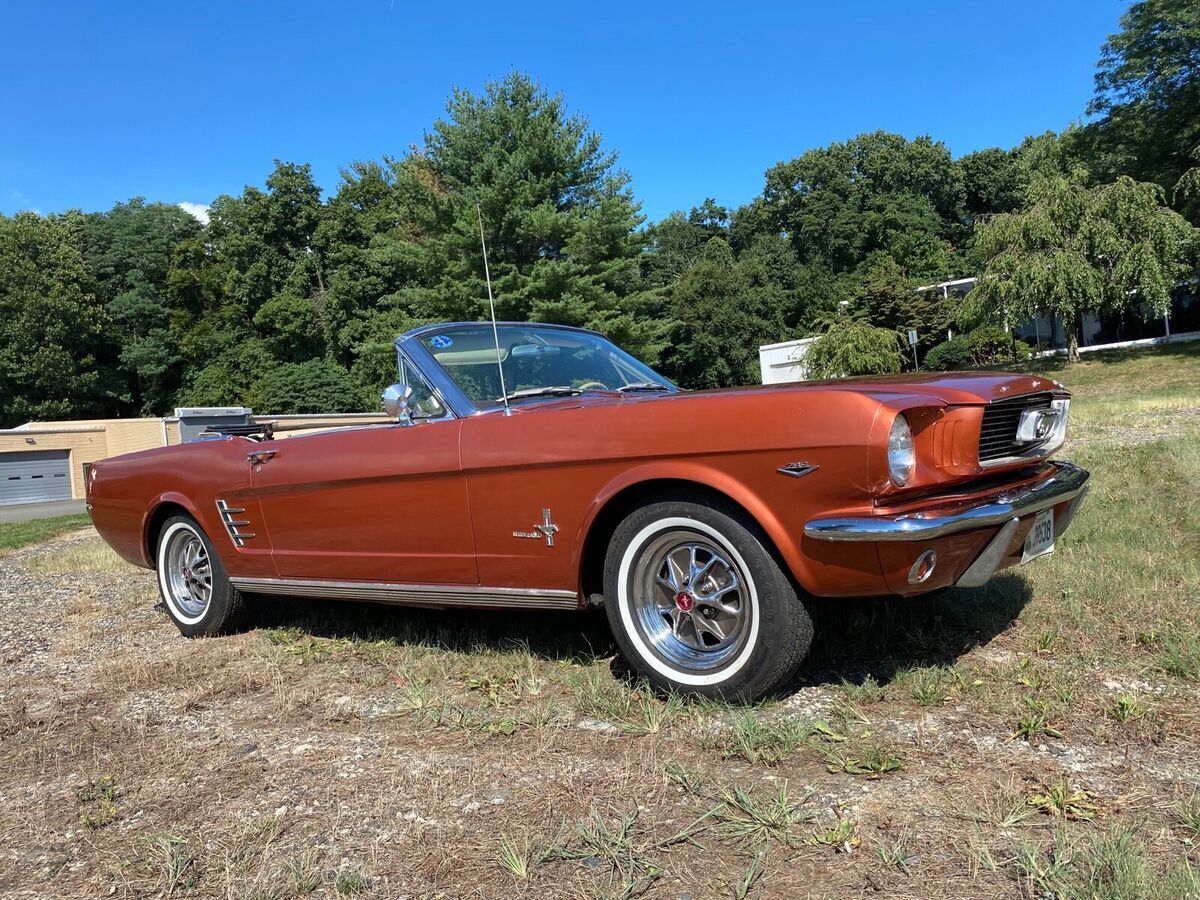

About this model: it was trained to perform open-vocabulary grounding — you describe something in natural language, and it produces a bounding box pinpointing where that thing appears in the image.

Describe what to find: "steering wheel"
[577,381,609,392]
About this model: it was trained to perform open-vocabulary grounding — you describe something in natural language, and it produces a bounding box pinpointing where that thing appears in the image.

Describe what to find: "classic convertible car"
[88,322,1089,699]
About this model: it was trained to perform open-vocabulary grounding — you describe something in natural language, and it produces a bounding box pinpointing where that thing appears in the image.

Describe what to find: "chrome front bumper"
[803,461,1091,543]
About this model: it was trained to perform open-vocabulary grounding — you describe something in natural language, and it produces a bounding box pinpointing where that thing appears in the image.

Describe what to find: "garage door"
[0,450,73,506]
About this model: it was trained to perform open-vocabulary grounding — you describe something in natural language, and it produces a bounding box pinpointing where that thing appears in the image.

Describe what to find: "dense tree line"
[2,0,1197,426]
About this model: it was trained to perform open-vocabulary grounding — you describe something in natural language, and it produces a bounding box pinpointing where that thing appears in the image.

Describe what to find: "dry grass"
[0,344,1198,898]
[25,540,132,574]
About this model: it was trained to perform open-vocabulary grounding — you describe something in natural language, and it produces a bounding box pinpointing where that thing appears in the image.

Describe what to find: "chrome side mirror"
[382,383,414,425]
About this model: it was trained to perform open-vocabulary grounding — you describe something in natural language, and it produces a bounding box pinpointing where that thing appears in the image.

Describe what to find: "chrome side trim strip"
[228,576,581,611]
[804,461,1089,543]
[956,517,1020,588]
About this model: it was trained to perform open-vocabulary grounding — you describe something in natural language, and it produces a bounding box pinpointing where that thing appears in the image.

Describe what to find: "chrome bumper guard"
[803,461,1090,543]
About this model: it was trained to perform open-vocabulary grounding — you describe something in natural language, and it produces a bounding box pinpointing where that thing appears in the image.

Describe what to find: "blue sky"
[1,1,1127,223]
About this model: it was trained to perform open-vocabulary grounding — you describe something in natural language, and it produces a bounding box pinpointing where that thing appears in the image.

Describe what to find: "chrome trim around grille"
[803,461,1089,542]
[228,576,581,610]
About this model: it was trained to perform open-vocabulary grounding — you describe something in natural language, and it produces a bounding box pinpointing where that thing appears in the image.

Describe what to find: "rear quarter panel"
[88,438,275,576]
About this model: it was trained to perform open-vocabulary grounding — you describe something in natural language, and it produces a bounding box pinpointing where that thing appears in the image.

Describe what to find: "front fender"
[574,459,824,596]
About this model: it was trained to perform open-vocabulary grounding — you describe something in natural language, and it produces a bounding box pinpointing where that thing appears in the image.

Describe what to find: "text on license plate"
[1022,508,1055,563]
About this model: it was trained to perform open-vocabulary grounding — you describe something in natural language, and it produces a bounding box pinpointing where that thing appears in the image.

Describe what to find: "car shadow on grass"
[244,571,1032,699]
[794,571,1034,691]
[246,594,617,666]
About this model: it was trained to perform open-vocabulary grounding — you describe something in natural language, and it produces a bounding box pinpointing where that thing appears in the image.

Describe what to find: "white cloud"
[178,202,210,225]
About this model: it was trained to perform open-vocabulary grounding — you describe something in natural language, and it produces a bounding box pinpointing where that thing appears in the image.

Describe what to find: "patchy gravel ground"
[1,386,1198,898]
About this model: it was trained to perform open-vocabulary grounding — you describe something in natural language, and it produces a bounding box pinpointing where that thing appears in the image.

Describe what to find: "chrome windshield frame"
[395,322,677,417]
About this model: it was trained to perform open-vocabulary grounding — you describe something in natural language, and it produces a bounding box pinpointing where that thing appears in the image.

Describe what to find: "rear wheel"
[155,515,246,636]
[603,494,812,700]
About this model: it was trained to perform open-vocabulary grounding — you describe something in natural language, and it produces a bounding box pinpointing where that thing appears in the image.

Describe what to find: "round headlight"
[888,415,915,486]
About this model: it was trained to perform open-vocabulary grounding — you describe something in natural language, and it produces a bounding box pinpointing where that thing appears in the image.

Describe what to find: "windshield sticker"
[430,334,453,349]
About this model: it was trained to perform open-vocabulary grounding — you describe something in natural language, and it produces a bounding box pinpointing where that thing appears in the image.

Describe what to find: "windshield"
[417,324,672,406]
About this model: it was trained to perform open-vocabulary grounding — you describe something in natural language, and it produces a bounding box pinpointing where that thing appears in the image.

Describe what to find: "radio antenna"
[477,203,511,416]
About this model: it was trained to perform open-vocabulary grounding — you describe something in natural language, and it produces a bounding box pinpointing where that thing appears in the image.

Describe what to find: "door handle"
[247,449,277,465]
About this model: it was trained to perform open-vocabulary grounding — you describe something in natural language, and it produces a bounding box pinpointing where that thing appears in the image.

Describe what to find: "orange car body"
[88,334,1088,610]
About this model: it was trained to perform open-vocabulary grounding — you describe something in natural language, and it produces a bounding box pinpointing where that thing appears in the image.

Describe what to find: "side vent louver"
[216,499,255,547]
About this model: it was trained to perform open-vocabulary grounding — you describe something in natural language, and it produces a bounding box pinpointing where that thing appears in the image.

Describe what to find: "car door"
[248,416,477,585]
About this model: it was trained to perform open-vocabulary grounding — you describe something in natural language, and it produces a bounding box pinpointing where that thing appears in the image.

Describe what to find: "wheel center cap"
[182,566,192,580]
[674,592,695,612]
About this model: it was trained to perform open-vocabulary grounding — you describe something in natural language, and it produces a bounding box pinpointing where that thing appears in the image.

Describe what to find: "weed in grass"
[148,833,194,896]
[716,711,812,765]
[812,817,860,853]
[76,776,118,830]
[286,850,322,895]
[714,782,813,847]
[1035,628,1059,655]
[549,808,663,896]
[621,691,685,736]
[839,675,885,703]
[571,669,635,722]
[1014,825,1200,899]
[496,833,535,879]
[1106,695,1148,723]
[1028,780,1100,821]
[1013,657,1043,690]
[1174,794,1200,836]
[1158,629,1200,681]
[664,761,707,797]
[973,781,1036,828]
[822,742,904,777]
[907,666,952,706]
[966,825,999,875]
[1013,830,1075,897]
[726,849,769,899]
[875,829,916,873]
[1014,698,1064,740]
[334,870,369,895]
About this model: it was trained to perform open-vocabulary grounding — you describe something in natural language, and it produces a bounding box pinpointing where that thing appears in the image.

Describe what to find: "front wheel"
[155,515,247,637]
[603,495,813,700]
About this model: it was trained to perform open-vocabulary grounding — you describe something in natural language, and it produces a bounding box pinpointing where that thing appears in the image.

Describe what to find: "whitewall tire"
[155,515,247,637]
[603,494,812,700]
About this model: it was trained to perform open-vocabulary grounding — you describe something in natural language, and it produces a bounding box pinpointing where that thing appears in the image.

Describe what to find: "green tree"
[254,360,369,414]
[0,213,107,425]
[972,171,1196,361]
[662,239,765,388]
[761,130,965,276]
[84,199,202,414]
[1082,0,1200,220]
[422,72,663,359]
[804,320,904,378]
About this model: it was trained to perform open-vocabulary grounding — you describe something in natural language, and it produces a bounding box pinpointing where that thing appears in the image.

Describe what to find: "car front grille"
[978,392,1053,463]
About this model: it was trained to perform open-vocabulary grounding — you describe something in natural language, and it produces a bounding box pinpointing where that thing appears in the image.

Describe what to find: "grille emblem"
[216,499,256,547]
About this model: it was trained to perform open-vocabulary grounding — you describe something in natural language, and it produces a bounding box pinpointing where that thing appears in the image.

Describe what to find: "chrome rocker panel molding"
[228,576,581,611]
[803,461,1090,543]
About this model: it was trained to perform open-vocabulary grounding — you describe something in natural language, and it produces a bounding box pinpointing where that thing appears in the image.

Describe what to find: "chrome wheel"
[629,530,751,671]
[164,528,211,619]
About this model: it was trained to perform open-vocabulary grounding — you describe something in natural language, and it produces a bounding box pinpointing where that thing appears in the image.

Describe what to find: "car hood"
[501,372,1061,415]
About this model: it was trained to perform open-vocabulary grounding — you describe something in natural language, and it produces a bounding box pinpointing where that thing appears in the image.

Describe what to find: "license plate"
[1022,508,1055,563]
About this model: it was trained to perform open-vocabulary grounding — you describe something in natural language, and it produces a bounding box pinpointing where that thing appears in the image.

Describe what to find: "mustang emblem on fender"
[514,509,559,547]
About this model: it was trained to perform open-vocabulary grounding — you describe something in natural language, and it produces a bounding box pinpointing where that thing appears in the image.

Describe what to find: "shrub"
[805,321,903,378]
[923,326,1032,371]
[923,336,972,371]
